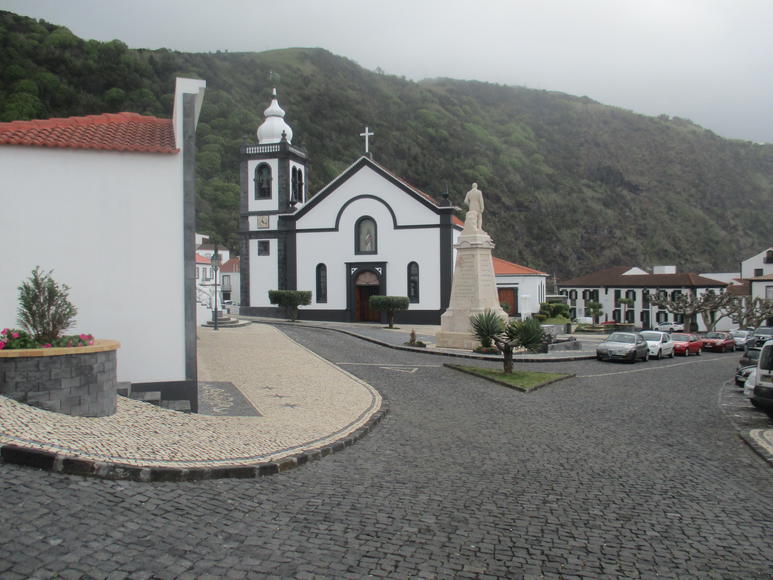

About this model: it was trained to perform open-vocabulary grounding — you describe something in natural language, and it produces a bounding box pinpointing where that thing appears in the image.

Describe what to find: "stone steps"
[118,383,193,413]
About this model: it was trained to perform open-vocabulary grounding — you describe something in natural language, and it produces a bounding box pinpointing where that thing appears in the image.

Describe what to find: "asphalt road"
[1,325,771,579]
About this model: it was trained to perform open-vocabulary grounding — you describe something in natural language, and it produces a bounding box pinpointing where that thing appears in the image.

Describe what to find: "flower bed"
[0,340,120,417]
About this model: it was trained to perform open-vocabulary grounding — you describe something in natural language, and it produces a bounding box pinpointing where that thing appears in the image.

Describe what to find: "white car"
[639,330,676,359]
[655,321,684,332]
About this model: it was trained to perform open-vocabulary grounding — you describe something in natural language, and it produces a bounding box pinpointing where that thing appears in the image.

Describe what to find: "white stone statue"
[463,182,484,233]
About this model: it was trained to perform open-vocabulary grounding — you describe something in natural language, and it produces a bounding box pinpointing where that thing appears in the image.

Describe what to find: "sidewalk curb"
[257,319,597,363]
[0,399,389,482]
[738,429,773,467]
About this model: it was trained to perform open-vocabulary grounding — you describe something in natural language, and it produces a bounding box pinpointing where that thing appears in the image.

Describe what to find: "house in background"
[493,257,547,318]
[0,78,206,406]
[558,265,730,331]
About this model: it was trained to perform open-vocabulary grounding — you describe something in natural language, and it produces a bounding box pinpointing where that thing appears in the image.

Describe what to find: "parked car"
[655,321,684,332]
[751,339,773,411]
[744,368,757,400]
[730,329,755,351]
[700,331,736,352]
[596,332,649,363]
[670,333,702,356]
[739,347,761,368]
[639,331,675,359]
[752,326,773,347]
[736,364,756,387]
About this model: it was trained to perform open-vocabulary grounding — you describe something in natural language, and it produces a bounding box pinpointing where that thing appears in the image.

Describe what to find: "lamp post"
[211,248,221,331]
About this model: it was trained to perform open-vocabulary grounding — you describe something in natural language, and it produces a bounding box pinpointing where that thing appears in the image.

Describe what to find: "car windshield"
[731,330,748,337]
[639,332,661,341]
[671,333,690,341]
[607,333,635,344]
[705,332,723,339]
[755,327,773,337]
[746,349,761,361]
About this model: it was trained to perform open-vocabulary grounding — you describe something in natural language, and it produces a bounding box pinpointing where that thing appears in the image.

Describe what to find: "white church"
[239,90,546,324]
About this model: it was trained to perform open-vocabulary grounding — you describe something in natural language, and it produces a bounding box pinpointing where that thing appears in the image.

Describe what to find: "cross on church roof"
[360,126,374,154]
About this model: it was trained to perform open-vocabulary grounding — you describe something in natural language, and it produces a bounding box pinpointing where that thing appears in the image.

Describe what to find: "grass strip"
[444,363,573,392]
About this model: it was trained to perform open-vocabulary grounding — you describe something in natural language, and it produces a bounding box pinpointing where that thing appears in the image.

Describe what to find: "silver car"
[596,332,649,363]
[731,329,755,351]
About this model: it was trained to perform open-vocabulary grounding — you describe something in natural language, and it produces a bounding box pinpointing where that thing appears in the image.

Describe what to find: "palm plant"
[470,309,505,348]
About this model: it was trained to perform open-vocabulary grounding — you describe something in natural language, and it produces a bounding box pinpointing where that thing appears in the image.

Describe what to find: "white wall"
[0,146,186,383]
[496,275,546,317]
[741,248,773,279]
[295,171,442,311]
[249,238,278,306]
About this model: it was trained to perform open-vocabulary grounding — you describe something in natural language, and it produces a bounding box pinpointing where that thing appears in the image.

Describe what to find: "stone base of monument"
[435,229,507,350]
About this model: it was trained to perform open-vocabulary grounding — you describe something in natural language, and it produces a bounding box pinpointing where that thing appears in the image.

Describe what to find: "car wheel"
[683,349,689,357]
[642,351,649,362]
[669,349,675,358]
[696,348,701,356]
[656,349,662,360]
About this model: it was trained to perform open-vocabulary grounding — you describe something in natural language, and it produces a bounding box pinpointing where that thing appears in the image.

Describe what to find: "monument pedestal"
[435,231,507,349]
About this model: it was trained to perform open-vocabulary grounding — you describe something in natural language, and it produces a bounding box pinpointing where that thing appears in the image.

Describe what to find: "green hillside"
[2,10,771,279]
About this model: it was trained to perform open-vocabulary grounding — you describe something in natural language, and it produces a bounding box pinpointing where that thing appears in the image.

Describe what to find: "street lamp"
[211,247,222,331]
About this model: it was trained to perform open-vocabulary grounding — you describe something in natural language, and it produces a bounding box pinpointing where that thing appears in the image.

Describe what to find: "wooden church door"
[354,270,381,322]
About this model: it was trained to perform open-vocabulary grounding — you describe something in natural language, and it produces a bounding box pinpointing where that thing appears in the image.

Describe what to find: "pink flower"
[42,343,52,348]
[0,341,6,350]
[88,339,94,345]
[1,328,8,335]
[11,332,19,339]
[80,333,89,340]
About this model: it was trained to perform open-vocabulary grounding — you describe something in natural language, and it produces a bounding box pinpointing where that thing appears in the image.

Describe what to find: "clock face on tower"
[257,215,269,229]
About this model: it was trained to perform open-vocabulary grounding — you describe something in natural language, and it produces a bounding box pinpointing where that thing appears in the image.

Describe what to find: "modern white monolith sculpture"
[435,183,508,349]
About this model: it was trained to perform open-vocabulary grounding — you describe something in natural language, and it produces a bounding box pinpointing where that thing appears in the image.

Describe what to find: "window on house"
[255,163,272,199]
[625,290,636,300]
[355,216,377,254]
[316,264,327,303]
[626,309,635,323]
[671,290,682,301]
[755,268,764,277]
[764,250,773,264]
[291,167,305,203]
[614,289,621,307]
[407,262,420,303]
[221,275,231,291]
[257,241,270,256]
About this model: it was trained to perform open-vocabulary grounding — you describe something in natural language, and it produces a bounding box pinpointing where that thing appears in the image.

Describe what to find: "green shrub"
[369,295,409,328]
[505,317,545,352]
[268,290,311,321]
[470,309,505,348]
[17,267,77,343]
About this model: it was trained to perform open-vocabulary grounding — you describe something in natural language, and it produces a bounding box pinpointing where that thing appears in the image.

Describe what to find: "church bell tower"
[240,88,309,308]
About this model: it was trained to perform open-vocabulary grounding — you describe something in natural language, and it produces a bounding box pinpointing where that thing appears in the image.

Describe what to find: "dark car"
[596,332,649,363]
[700,331,735,352]
[752,326,773,347]
[739,347,761,368]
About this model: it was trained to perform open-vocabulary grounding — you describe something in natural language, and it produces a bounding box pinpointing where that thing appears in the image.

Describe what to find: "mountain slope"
[1,10,771,279]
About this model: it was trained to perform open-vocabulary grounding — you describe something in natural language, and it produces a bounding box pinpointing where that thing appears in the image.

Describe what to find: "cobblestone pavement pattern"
[1,325,772,579]
[0,325,380,468]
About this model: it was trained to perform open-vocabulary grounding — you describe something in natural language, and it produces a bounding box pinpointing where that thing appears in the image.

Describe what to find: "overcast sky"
[3,0,772,143]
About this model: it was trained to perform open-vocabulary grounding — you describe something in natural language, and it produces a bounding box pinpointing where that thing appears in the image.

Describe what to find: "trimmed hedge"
[369,296,409,328]
[268,290,312,321]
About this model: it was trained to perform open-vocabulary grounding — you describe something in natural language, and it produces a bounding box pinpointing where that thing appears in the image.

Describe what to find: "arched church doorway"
[354,270,381,322]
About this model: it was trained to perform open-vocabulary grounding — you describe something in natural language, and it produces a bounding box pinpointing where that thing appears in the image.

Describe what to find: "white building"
[558,266,730,331]
[0,78,206,397]
[239,90,545,323]
[741,247,773,280]
[493,257,547,318]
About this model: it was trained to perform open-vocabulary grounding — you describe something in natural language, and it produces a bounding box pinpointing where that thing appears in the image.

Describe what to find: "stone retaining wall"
[0,340,119,417]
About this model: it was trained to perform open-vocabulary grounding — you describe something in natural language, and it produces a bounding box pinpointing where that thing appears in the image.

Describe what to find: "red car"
[700,331,736,353]
[670,333,702,356]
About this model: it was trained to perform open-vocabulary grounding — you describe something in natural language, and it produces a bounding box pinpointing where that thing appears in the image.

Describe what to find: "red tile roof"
[195,253,211,264]
[220,257,240,273]
[493,256,547,276]
[0,112,177,153]
[560,266,728,288]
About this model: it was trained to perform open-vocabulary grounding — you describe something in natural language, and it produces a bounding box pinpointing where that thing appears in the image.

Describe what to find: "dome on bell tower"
[257,88,293,144]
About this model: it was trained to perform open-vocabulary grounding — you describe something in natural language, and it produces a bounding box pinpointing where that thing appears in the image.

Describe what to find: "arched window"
[355,216,377,254]
[316,264,327,303]
[254,163,272,199]
[407,262,420,303]
[296,170,304,203]
[291,167,304,203]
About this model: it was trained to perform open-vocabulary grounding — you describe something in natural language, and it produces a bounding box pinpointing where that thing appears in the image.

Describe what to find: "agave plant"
[470,309,505,348]
[505,317,545,353]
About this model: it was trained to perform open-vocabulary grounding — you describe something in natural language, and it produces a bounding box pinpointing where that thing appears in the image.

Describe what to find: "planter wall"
[0,340,119,417]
